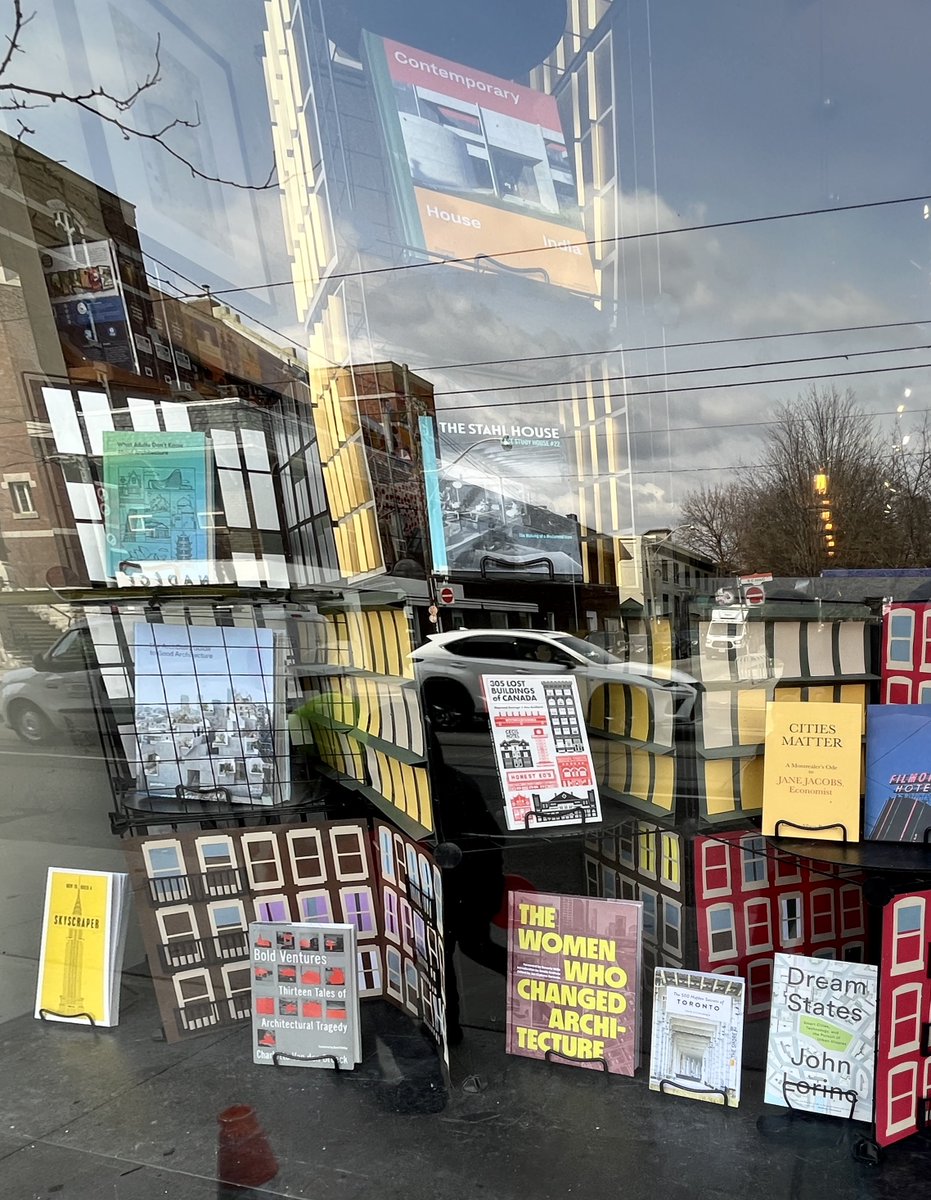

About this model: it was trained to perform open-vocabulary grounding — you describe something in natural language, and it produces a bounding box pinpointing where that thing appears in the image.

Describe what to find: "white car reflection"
[411,628,699,730]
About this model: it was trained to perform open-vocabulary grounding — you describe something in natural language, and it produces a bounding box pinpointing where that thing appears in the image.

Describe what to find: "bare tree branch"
[0,7,277,191]
[679,385,924,576]
[0,1,31,85]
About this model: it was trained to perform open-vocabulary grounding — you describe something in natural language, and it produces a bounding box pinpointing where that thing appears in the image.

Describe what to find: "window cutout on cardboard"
[780,893,804,945]
[745,897,772,950]
[891,983,923,1055]
[893,898,926,973]
[741,836,767,888]
[887,1062,918,1135]
[708,904,736,957]
[888,611,915,665]
[701,841,731,896]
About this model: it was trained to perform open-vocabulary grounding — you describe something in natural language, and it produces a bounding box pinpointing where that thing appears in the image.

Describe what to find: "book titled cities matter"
[761,700,863,840]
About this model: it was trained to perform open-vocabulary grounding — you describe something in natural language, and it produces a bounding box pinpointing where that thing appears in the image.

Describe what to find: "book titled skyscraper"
[35,868,130,1026]
[761,701,863,840]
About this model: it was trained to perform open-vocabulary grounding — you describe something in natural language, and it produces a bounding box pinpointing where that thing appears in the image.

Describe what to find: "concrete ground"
[2,726,931,1198]
[2,987,931,1200]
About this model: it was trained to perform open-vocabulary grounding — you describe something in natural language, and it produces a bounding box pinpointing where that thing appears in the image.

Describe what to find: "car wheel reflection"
[423,680,474,732]
[9,701,53,744]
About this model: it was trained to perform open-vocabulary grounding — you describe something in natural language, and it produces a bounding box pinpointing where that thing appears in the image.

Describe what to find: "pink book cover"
[506,890,642,1074]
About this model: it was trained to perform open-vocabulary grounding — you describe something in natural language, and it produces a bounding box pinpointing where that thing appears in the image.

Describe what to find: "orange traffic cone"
[216,1104,278,1190]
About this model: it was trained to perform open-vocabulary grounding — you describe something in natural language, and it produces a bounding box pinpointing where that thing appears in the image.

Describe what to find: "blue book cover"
[864,705,931,842]
[102,430,212,583]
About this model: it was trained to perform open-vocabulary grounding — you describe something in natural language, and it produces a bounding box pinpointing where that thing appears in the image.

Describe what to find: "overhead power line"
[428,341,931,401]
[431,358,931,415]
[170,189,931,300]
[417,316,931,374]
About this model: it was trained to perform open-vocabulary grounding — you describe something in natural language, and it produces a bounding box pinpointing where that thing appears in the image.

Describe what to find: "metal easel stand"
[37,1009,98,1027]
[756,1080,881,1166]
[524,806,589,831]
[774,820,850,841]
[543,1048,609,1073]
[272,1051,342,1071]
[658,1078,729,1105]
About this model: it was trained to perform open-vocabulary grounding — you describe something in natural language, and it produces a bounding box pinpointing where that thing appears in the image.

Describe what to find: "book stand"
[774,819,850,842]
[37,1008,97,1026]
[658,1079,729,1105]
[543,1048,608,1072]
[524,807,589,830]
[756,1080,880,1165]
[272,1051,343,1071]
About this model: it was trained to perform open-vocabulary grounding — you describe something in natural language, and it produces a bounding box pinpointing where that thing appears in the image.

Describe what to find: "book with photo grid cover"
[133,622,289,805]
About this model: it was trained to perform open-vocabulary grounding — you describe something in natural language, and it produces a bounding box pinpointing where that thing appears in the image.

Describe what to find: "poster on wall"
[363,32,596,295]
[133,622,289,805]
[250,922,360,1070]
[41,239,140,374]
[864,705,931,842]
[764,952,877,1122]
[761,701,863,840]
[506,890,641,1074]
[649,969,745,1105]
[419,416,583,579]
[483,674,601,829]
[101,430,213,585]
[34,868,131,1026]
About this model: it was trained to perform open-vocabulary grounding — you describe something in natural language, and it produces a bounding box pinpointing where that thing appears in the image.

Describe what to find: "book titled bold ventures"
[250,921,360,1069]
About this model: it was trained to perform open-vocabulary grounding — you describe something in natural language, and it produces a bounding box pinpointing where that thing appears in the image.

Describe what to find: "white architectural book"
[649,968,745,1105]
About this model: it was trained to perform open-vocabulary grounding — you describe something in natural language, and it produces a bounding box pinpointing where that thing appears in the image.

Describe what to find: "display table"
[768,837,931,875]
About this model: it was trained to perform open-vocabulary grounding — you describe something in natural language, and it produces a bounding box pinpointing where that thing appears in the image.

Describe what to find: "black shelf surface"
[766,836,931,874]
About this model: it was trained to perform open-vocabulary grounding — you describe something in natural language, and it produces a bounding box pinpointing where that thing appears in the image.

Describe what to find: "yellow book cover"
[762,701,862,841]
[35,869,113,1025]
